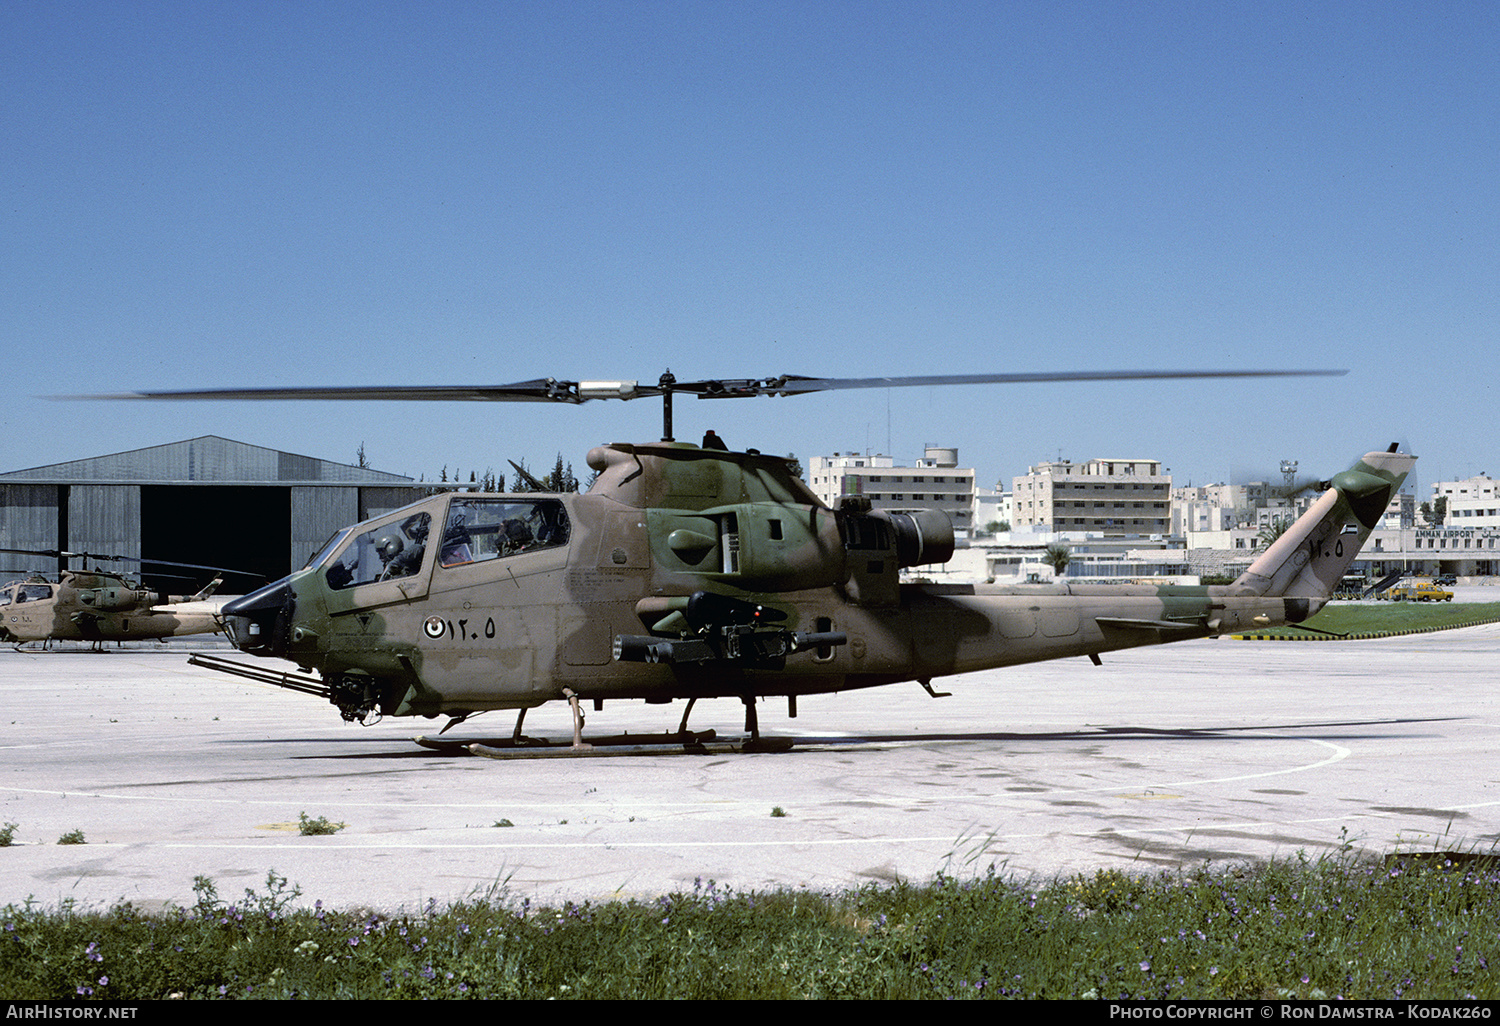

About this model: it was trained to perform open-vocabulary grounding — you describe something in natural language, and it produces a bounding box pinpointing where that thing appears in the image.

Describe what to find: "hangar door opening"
[141,486,292,595]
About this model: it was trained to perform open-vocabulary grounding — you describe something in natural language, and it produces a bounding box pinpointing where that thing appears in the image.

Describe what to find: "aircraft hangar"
[0,436,424,592]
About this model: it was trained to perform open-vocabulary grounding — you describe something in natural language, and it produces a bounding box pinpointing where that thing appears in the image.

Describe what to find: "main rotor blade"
[69,368,1344,404]
[0,547,255,576]
[70,379,594,404]
[679,368,1347,398]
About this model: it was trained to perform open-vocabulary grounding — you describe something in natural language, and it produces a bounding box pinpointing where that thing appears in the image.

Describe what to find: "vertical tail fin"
[1232,445,1415,598]
[189,576,223,602]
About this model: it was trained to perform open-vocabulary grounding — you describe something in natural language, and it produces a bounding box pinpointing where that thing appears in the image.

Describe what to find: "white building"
[972,486,1011,536]
[1381,490,1416,530]
[807,447,976,535]
[1012,457,1170,537]
[1171,491,1237,534]
[1432,474,1500,528]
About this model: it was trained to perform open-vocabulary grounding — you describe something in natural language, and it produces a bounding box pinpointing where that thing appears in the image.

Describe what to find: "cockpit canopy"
[313,497,573,591]
[0,582,53,606]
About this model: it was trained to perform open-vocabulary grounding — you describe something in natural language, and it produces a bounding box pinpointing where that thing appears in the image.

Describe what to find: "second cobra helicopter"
[94,369,1407,751]
[0,548,231,649]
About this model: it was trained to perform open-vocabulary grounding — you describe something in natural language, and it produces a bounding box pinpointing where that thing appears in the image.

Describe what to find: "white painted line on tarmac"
[5,810,1406,852]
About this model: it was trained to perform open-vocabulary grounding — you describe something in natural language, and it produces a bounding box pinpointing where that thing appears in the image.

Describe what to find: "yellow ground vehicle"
[1386,581,1454,602]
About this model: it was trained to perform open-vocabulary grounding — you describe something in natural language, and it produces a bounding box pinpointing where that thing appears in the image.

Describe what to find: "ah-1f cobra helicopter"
[0,548,230,649]
[91,369,1412,751]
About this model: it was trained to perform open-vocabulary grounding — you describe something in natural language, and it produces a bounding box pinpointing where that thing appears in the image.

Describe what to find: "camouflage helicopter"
[0,548,231,649]
[91,369,1410,752]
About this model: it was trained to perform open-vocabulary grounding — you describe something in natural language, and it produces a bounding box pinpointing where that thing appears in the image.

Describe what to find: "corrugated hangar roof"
[0,435,413,486]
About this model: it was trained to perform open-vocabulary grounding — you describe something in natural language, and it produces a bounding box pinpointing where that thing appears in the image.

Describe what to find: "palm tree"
[1043,542,1071,577]
[1257,516,1293,548]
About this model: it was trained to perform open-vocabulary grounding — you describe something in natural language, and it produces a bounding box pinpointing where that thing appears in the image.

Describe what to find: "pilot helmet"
[376,533,404,562]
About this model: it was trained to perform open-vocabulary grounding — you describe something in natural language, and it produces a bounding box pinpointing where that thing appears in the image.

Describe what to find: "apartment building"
[1012,457,1170,537]
[807,447,976,534]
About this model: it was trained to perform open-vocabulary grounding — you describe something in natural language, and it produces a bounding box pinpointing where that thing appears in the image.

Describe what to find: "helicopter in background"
[0,548,232,650]
[86,368,1406,752]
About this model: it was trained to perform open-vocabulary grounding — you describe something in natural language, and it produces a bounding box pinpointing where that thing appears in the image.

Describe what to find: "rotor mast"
[660,369,675,442]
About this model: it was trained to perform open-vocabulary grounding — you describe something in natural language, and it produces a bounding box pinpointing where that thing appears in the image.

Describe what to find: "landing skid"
[413,728,795,758]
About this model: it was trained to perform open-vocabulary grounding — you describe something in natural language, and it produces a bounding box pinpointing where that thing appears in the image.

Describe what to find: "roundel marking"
[423,616,445,639]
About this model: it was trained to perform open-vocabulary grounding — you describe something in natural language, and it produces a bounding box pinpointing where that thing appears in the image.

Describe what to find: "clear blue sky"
[4,1,1495,497]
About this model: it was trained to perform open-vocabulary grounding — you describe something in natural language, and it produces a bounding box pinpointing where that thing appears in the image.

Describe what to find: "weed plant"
[3,854,1499,1000]
[296,813,345,836]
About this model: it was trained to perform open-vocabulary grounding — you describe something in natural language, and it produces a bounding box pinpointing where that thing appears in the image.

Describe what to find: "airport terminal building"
[0,436,424,590]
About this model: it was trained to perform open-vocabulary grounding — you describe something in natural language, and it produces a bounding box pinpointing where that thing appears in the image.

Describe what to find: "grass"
[4,852,1500,999]
[1235,601,1500,640]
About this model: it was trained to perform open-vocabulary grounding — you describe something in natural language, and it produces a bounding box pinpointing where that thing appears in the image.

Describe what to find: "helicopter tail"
[1230,445,1415,600]
[188,576,223,601]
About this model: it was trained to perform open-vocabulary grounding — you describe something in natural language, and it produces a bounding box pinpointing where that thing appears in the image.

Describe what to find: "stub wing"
[1094,617,1207,634]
